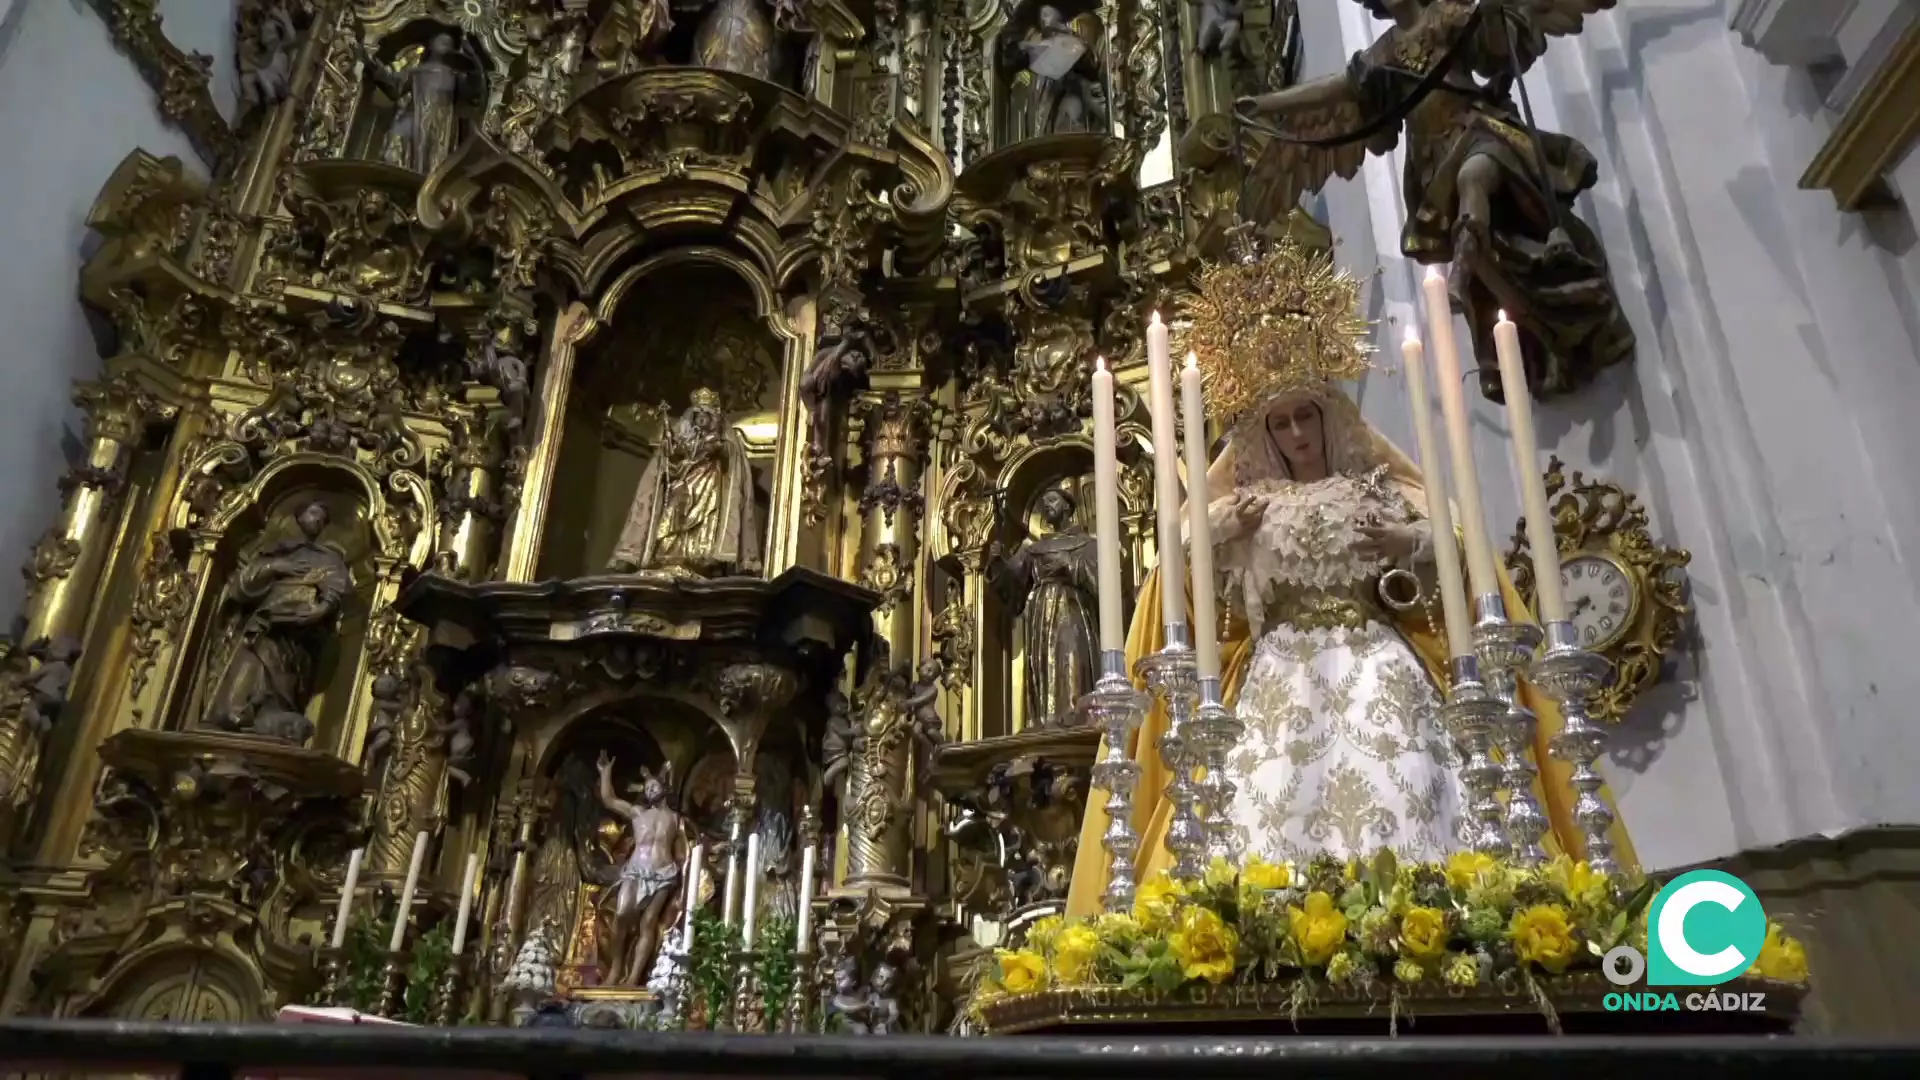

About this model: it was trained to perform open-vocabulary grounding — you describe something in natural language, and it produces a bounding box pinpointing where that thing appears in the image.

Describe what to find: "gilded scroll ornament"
[88,0,236,166]
[235,1,303,121]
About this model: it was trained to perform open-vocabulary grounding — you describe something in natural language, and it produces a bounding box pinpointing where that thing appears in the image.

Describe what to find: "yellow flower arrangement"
[970,850,1814,1021]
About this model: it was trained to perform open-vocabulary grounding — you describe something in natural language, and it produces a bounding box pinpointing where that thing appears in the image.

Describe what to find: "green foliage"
[330,911,392,1013]
[688,907,741,1022]
[753,915,797,1020]
[404,923,455,1024]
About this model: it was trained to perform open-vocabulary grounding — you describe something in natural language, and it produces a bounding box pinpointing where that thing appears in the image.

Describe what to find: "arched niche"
[176,467,379,753]
[78,945,268,1023]
[537,249,792,578]
[980,440,1107,737]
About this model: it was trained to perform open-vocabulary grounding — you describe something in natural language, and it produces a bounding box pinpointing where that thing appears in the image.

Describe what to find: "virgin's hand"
[1355,522,1419,563]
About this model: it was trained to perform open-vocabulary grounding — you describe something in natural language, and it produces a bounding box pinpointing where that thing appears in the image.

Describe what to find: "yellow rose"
[994,948,1048,995]
[1392,957,1426,983]
[1446,851,1498,890]
[1289,890,1350,966]
[1749,923,1810,984]
[1241,856,1292,891]
[1509,904,1578,973]
[1399,906,1450,962]
[1545,856,1608,907]
[1053,925,1101,985]
[1169,904,1239,984]
[1133,871,1185,931]
[1326,950,1357,985]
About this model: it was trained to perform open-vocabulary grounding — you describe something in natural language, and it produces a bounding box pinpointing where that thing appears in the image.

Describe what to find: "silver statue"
[355,32,487,176]
[1011,6,1106,136]
[987,486,1099,729]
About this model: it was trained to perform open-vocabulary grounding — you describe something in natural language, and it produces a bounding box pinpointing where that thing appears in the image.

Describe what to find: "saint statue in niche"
[987,484,1099,729]
[1236,0,1633,401]
[1008,5,1107,137]
[607,387,764,578]
[199,500,354,746]
[353,30,488,176]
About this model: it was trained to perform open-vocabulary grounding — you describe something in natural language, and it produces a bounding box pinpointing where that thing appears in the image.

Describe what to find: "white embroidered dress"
[1208,464,1470,866]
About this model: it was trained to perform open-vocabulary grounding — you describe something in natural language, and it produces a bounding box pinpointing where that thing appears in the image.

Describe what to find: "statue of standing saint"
[353,32,486,176]
[986,485,1099,728]
[594,753,687,987]
[607,387,764,578]
[199,500,354,745]
[1010,6,1106,137]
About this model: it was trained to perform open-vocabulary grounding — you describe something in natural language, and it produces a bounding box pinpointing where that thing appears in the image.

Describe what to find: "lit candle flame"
[1404,326,1421,346]
[1096,355,1107,372]
[1425,266,1444,283]
[1185,351,1198,369]
[1151,310,1163,326]
[1497,309,1510,323]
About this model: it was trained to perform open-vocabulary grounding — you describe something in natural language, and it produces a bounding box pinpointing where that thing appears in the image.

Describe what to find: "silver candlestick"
[1137,624,1205,881]
[1529,620,1620,875]
[1437,654,1511,858]
[1192,676,1245,862]
[1470,593,1550,864]
[1082,648,1149,914]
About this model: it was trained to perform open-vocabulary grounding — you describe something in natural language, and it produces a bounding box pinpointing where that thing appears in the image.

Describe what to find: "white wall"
[0,0,230,623]
[1305,0,1920,869]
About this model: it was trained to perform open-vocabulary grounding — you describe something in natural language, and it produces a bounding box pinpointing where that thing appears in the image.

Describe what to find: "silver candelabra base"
[1438,653,1511,858]
[1082,648,1150,913]
[1137,625,1205,881]
[1530,620,1620,875]
[1471,593,1550,865]
[1192,676,1245,863]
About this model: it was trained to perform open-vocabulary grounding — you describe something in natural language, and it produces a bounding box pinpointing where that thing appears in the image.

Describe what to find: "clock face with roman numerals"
[1559,554,1636,652]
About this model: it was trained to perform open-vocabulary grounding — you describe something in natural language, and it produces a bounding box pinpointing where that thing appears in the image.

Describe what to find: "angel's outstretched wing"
[1240,95,1384,229]
[1468,0,1616,79]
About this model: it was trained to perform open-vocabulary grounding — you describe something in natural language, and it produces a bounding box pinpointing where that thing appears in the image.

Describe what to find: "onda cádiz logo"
[1601,870,1770,1014]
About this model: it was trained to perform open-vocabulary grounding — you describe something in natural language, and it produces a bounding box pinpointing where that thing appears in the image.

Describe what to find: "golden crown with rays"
[1176,225,1374,423]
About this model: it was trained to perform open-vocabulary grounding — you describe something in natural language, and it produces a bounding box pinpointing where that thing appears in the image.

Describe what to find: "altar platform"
[1,1021,1918,1080]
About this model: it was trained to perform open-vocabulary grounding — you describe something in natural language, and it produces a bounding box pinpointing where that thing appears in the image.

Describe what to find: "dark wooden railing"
[1,1022,1919,1080]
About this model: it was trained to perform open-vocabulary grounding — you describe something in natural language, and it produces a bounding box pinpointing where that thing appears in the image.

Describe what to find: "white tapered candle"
[795,843,817,954]
[1402,329,1475,660]
[682,843,704,951]
[329,847,364,949]
[1180,353,1219,678]
[449,852,480,956]
[1090,358,1126,652]
[1422,268,1501,601]
[722,837,740,928]
[1492,311,1568,625]
[389,830,429,953]
[1145,314,1187,629]
[741,832,761,948]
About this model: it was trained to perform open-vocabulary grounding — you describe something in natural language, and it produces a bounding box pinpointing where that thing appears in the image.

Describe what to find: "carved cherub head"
[871,960,899,995]
[833,955,862,994]
[1038,4,1065,30]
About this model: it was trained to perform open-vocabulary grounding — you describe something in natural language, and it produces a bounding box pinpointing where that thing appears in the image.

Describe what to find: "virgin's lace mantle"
[1209,467,1423,637]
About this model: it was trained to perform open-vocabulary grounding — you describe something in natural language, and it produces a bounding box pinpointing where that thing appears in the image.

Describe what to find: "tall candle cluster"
[1086,315,1221,667]
[1402,268,1568,643]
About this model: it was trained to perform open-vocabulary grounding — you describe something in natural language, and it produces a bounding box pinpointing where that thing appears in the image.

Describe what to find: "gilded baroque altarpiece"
[0,0,1319,1029]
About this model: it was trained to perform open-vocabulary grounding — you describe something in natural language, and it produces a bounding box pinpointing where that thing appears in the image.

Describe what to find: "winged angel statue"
[1236,0,1633,402]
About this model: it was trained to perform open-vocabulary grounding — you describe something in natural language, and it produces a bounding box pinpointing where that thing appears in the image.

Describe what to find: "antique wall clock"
[1505,458,1694,724]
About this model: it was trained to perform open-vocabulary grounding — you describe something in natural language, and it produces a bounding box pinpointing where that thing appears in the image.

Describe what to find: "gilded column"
[0,376,155,832]
[435,418,506,581]
[851,390,934,655]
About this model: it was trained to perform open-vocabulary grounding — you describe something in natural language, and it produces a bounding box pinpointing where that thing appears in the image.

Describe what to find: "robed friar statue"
[607,387,764,578]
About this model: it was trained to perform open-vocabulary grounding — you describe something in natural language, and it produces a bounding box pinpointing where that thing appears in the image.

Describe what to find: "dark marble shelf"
[1,1021,1919,1080]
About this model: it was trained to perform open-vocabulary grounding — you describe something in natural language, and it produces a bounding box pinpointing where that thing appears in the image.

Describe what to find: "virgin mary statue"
[1064,380,1638,918]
